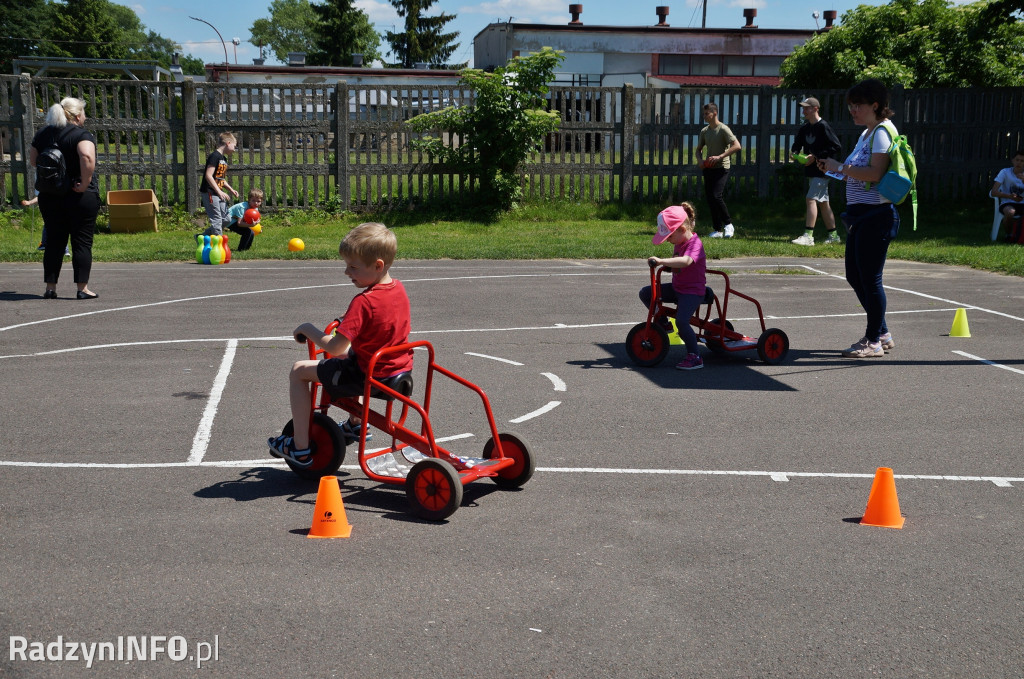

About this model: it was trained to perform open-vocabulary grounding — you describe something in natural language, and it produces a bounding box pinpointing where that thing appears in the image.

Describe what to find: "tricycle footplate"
[365,447,502,481]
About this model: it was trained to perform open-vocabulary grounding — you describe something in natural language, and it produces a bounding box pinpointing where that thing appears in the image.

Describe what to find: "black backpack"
[35,131,70,195]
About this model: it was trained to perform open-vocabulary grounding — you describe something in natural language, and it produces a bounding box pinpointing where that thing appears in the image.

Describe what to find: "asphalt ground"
[1,256,1023,678]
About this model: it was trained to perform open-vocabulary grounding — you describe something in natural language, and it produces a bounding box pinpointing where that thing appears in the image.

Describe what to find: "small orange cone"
[307,476,352,538]
[860,467,905,529]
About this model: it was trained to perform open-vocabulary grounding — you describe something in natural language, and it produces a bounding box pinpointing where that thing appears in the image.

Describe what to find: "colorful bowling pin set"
[196,234,232,265]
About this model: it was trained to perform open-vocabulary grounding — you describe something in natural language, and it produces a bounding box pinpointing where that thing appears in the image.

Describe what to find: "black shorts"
[316,356,366,399]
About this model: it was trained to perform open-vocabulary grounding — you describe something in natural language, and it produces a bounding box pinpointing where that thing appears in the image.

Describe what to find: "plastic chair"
[991,194,1003,241]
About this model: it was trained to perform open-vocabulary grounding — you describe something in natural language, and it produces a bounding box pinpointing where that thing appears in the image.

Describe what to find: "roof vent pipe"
[823,10,837,29]
[743,8,758,28]
[569,4,583,25]
[655,6,670,27]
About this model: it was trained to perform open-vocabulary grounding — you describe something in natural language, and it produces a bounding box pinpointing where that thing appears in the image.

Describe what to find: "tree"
[0,0,49,72]
[384,0,466,69]
[47,0,130,61]
[106,2,204,74]
[308,0,382,66]
[406,47,565,209]
[981,0,1024,20]
[250,0,318,64]
[780,0,1024,89]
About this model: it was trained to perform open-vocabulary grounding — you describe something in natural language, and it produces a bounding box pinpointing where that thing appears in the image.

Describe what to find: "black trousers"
[228,223,255,251]
[39,190,101,285]
[701,167,732,231]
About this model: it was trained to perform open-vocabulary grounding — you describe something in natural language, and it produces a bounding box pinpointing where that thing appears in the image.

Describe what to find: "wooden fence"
[2,74,1022,212]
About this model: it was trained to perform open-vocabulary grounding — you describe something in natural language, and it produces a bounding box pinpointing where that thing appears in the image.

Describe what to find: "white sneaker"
[723,224,735,238]
[709,230,724,238]
[791,234,815,246]
[842,337,883,358]
[879,332,895,351]
[822,232,842,245]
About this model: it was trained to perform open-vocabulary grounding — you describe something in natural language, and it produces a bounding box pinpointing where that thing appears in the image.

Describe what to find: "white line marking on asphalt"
[953,351,1024,376]
[0,434,477,469]
[465,352,524,366]
[7,265,1023,334]
[536,467,1021,487]
[542,372,567,391]
[0,272,637,334]
[187,339,238,465]
[510,400,561,423]
[2,459,1018,487]
[801,265,1024,322]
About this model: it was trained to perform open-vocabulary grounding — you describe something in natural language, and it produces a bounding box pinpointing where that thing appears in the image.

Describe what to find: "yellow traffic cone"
[950,308,971,337]
[668,317,683,345]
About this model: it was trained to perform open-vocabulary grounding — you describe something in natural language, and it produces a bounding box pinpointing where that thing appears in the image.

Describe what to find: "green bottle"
[793,152,809,164]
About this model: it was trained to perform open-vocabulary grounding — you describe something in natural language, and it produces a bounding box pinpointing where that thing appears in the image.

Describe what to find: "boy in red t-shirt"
[269,222,413,467]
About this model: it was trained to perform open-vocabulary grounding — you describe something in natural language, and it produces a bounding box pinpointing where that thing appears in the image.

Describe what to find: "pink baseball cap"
[652,205,689,244]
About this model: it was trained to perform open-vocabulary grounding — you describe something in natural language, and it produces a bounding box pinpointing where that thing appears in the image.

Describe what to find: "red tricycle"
[626,262,789,366]
[276,320,535,520]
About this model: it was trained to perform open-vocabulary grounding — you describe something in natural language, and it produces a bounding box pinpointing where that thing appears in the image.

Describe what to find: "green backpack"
[867,120,918,230]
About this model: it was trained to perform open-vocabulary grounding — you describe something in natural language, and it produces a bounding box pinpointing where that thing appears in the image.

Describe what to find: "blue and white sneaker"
[267,434,314,468]
[339,419,372,444]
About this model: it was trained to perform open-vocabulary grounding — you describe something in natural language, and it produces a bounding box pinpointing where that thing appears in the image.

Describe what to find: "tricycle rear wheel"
[757,328,790,364]
[704,318,735,354]
[626,322,670,366]
[406,459,463,521]
[483,433,535,488]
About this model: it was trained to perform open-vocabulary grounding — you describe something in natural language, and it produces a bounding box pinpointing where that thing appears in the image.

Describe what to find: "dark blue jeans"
[639,284,703,355]
[843,203,899,343]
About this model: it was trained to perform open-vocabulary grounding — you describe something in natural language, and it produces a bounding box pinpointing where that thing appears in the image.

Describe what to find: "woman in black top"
[30,97,100,299]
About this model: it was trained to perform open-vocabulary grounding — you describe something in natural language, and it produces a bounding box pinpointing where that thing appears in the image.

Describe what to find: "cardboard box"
[107,189,159,233]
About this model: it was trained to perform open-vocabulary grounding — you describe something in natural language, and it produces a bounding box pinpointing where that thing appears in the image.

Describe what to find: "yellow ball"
[288,238,305,252]
[250,224,262,235]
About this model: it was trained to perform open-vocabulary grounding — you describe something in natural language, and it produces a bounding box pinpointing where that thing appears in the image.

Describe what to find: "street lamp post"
[232,37,240,64]
[189,15,230,82]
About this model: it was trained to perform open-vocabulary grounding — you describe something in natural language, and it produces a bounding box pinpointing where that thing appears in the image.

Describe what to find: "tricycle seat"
[703,286,715,305]
[369,371,413,401]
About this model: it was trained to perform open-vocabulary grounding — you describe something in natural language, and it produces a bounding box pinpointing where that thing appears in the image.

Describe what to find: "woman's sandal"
[76,290,98,300]
[267,434,315,468]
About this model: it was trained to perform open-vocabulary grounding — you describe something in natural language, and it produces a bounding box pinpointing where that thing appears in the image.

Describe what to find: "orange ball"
[288,238,305,252]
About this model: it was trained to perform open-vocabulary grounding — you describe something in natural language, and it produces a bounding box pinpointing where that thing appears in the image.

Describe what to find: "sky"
[118,0,964,68]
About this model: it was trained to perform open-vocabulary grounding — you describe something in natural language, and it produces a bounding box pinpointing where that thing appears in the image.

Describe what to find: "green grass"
[2,194,1022,277]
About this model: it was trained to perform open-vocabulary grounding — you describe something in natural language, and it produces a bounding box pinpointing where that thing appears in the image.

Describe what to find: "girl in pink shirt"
[641,202,707,370]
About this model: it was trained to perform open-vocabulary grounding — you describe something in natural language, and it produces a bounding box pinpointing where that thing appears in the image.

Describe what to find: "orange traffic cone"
[860,467,905,529]
[307,476,352,538]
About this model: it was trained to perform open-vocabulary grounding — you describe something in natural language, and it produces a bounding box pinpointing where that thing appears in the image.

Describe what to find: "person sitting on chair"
[991,149,1024,239]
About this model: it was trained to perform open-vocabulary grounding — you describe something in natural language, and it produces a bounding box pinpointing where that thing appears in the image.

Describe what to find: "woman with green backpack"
[818,78,900,359]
